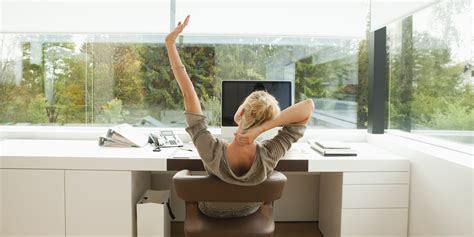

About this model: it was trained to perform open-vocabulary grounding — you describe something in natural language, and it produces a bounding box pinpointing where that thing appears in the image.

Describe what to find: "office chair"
[173,169,287,237]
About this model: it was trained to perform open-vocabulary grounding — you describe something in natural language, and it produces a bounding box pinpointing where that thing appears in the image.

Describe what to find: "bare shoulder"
[225,143,257,176]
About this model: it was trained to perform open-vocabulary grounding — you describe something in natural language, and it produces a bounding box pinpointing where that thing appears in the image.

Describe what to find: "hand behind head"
[234,126,260,145]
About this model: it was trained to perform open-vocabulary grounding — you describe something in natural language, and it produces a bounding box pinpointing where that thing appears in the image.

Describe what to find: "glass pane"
[0,35,87,125]
[387,0,473,145]
[0,33,368,128]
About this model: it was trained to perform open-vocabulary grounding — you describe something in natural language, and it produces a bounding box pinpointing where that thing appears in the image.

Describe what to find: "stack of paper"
[308,139,357,156]
[99,124,149,147]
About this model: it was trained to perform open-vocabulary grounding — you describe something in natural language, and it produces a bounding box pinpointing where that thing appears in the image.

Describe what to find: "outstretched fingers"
[183,15,190,27]
[175,15,190,32]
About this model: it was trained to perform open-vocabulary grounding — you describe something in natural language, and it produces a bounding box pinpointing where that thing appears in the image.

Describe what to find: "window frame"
[385,129,473,157]
[1,0,472,158]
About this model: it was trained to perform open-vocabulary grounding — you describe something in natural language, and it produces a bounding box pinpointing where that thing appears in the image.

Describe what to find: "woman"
[166,16,314,218]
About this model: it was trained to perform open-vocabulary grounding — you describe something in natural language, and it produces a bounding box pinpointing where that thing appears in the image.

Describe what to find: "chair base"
[184,203,274,237]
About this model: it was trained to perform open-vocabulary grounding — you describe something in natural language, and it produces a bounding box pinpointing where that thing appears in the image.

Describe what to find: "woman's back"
[225,142,257,176]
[185,112,307,218]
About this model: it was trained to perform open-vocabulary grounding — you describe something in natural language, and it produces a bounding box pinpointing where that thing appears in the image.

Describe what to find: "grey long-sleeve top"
[184,112,306,218]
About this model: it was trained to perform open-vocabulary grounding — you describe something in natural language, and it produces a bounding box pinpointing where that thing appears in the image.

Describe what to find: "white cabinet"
[343,172,409,184]
[65,170,150,237]
[341,209,408,237]
[319,171,410,237]
[0,169,65,237]
[342,184,409,208]
[0,169,151,237]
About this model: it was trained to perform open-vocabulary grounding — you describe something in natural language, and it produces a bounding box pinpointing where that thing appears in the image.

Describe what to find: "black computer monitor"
[221,80,293,127]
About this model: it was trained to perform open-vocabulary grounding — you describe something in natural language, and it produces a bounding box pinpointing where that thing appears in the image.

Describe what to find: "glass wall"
[387,0,473,144]
[0,34,366,128]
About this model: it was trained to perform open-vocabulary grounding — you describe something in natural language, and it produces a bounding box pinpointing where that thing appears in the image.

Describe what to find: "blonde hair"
[240,90,281,130]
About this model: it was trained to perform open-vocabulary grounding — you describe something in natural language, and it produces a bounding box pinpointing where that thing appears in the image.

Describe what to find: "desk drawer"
[342,184,409,208]
[341,208,408,237]
[343,172,409,185]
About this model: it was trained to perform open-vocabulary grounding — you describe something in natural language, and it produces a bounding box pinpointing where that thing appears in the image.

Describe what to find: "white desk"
[1,139,408,172]
[0,139,410,237]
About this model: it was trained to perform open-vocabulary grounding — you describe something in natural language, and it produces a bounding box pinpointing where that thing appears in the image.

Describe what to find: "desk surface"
[0,139,410,172]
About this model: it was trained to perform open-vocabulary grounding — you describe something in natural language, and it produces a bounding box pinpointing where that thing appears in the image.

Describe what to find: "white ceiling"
[370,0,441,31]
[0,0,442,36]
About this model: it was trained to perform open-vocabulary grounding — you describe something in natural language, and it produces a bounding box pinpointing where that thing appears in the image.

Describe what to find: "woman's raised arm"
[165,15,202,114]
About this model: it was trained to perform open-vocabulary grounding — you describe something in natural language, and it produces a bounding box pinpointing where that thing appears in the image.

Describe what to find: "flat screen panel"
[221,80,292,127]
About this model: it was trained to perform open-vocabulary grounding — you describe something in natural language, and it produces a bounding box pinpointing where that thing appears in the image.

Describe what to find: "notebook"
[308,139,357,156]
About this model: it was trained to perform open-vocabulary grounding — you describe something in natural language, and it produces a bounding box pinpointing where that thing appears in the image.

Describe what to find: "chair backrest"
[173,170,287,203]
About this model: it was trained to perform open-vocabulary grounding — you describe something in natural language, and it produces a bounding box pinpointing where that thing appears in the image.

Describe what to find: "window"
[0,0,371,129]
[0,34,368,128]
[387,0,473,145]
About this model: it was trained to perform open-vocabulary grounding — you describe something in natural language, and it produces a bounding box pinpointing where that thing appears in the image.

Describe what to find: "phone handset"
[149,130,183,148]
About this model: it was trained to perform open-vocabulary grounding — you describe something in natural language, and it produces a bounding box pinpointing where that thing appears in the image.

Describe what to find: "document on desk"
[308,139,357,156]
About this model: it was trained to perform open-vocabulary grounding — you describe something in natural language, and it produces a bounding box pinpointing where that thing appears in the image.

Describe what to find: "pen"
[179,148,193,152]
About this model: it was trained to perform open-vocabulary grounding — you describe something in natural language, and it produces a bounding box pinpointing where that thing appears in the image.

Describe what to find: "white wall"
[368,134,473,237]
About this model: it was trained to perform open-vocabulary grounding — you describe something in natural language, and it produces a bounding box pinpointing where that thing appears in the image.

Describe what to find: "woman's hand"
[165,15,190,45]
[234,126,262,145]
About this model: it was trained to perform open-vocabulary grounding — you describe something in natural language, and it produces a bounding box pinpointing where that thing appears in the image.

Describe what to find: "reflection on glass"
[388,0,473,144]
[0,35,366,128]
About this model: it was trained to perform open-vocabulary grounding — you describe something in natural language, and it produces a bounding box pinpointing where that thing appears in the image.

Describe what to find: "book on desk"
[308,139,357,156]
[98,124,185,151]
[99,124,149,147]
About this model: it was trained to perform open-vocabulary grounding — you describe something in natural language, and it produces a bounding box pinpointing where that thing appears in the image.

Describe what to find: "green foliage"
[389,17,413,131]
[295,55,356,102]
[388,0,474,133]
[295,57,327,101]
[0,41,366,127]
[0,83,34,123]
[1,37,365,128]
[427,102,474,130]
[215,45,273,82]
[138,44,183,112]
[137,43,276,126]
[200,96,221,125]
[1,0,470,134]
[112,45,145,106]
[26,95,49,123]
[100,98,125,124]
[356,39,369,128]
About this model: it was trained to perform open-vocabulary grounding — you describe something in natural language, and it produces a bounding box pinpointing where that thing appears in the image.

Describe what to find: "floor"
[171,222,323,237]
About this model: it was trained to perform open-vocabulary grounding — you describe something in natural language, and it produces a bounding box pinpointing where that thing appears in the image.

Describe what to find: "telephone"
[149,130,184,148]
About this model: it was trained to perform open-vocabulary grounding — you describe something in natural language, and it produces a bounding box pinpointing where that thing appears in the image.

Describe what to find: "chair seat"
[184,203,274,237]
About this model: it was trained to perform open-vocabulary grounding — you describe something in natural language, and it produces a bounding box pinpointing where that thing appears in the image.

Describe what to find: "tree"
[388,0,473,132]
[388,17,413,131]
[138,44,220,124]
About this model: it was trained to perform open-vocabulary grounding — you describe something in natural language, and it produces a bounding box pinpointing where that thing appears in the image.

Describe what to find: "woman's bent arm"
[236,99,314,144]
[165,15,202,114]
[258,98,313,132]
